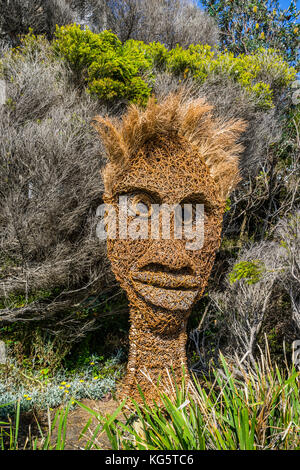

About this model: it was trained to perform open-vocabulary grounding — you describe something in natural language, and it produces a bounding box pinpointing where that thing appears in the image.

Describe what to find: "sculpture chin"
[132,280,198,311]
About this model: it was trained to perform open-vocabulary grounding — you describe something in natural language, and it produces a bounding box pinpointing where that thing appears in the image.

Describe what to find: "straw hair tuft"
[94,92,247,198]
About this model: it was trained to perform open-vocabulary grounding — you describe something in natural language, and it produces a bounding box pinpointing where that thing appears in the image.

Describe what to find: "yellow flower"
[64,389,69,394]
[59,386,64,390]
[26,397,32,401]
[65,384,71,388]
[255,23,259,30]
[294,27,299,34]
[260,31,265,39]
[23,394,28,398]
[273,9,276,15]
[61,381,66,385]
[183,68,189,79]
[253,6,258,13]
[93,376,99,380]
[90,362,95,365]
[79,380,84,383]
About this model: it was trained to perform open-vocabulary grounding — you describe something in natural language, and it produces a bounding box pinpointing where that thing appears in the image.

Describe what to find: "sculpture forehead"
[111,143,219,202]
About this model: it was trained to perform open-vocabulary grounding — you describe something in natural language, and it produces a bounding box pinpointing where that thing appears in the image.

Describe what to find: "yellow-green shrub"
[53,24,296,109]
[229,260,265,285]
[53,24,122,72]
[53,24,153,105]
[165,45,296,109]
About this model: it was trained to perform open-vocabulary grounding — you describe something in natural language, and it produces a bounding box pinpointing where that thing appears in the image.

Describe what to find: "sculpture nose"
[134,240,195,275]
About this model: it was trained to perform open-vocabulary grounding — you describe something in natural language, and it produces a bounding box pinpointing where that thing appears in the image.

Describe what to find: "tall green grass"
[0,399,76,450]
[0,400,21,450]
[78,352,300,450]
[1,352,299,450]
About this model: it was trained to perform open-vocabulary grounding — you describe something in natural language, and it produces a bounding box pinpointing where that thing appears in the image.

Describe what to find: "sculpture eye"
[183,204,194,225]
[175,203,197,226]
[128,193,153,219]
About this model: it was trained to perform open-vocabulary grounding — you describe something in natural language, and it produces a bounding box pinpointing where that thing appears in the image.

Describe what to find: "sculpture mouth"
[130,270,199,290]
[130,270,199,311]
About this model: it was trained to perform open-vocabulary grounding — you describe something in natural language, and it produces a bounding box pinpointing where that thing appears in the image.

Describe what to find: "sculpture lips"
[131,280,198,310]
[130,270,199,290]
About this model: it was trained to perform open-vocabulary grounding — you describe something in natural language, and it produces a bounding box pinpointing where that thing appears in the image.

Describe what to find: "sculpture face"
[104,137,224,334]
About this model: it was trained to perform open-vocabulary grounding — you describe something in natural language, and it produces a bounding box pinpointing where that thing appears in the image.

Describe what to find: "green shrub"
[52,24,296,109]
[53,24,122,72]
[229,260,265,285]
[53,24,153,105]
[202,0,299,68]
[166,44,296,109]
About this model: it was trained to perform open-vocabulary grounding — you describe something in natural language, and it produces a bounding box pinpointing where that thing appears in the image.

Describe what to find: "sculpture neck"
[119,305,189,404]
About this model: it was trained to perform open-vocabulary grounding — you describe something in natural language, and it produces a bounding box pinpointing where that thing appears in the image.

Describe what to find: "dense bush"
[69,0,219,49]
[0,34,117,340]
[164,45,296,109]
[54,25,153,104]
[54,24,296,109]
[0,351,124,419]
[202,0,299,69]
[0,0,74,46]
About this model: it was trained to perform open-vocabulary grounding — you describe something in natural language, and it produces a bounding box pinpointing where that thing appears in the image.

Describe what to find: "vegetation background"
[0,0,299,431]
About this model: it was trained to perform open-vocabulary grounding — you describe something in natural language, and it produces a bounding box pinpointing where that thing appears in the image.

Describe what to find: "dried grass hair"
[94,92,247,199]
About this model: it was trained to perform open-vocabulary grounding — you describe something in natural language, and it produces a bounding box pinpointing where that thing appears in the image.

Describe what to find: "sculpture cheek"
[108,239,152,277]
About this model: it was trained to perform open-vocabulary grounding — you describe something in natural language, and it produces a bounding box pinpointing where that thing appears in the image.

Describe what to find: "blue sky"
[198,0,299,11]
[279,0,298,9]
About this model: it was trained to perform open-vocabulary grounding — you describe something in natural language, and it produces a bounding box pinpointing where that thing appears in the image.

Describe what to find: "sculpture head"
[95,94,246,335]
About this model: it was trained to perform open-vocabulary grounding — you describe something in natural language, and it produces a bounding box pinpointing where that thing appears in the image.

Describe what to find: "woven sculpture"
[94,93,246,403]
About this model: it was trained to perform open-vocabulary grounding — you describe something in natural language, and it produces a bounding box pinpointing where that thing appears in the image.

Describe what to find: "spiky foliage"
[94,93,247,199]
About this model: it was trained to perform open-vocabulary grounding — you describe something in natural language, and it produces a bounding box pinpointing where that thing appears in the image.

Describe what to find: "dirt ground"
[37,395,123,450]
[1,395,125,450]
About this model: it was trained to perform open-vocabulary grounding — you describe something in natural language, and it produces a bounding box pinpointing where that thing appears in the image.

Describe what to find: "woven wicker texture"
[94,93,246,404]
